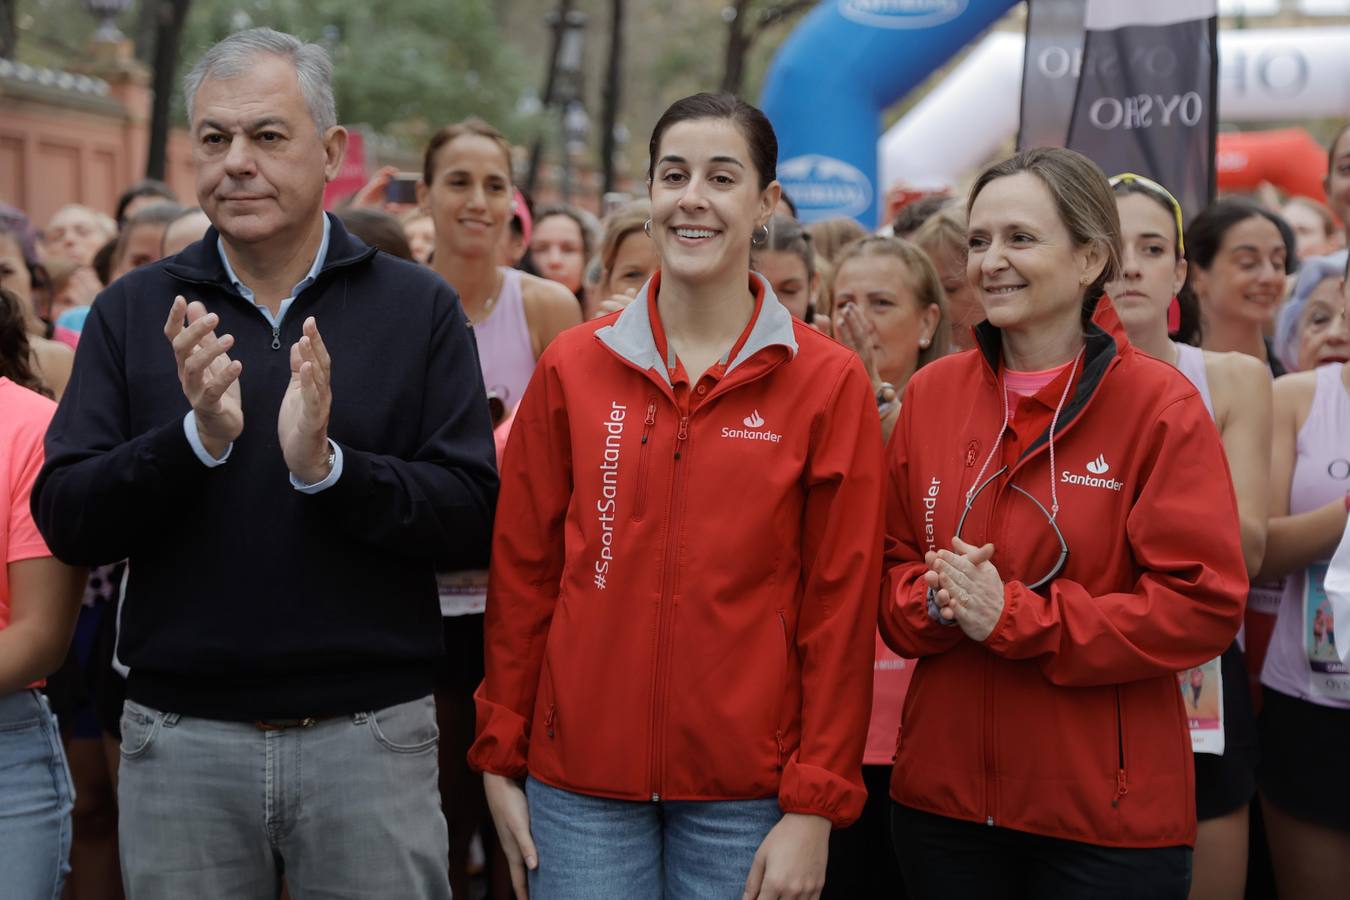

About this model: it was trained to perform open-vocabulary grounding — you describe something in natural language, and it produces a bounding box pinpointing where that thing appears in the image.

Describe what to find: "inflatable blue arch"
[760,0,1018,225]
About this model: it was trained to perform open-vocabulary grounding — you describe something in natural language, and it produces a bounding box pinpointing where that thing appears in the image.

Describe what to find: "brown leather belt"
[253,717,320,731]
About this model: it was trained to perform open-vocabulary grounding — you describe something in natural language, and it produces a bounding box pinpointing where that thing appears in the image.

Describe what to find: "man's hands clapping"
[165,295,243,460]
[278,316,334,485]
[166,301,335,483]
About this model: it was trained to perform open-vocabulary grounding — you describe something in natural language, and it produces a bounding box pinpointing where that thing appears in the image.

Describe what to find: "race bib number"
[438,569,489,618]
[1178,655,1224,755]
[1247,582,1284,615]
[1303,563,1350,700]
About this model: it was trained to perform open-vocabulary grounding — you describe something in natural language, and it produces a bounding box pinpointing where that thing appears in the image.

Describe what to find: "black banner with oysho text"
[1017,0,1087,151]
[1065,0,1218,222]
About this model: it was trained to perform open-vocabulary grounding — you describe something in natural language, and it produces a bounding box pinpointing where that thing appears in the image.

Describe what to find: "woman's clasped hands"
[924,537,1006,642]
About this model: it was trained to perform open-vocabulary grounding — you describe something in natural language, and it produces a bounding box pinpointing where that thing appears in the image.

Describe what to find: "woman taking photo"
[0,286,87,898]
[472,92,881,900]
[1107,173,1270,900]
[1252,259,1350,899]
[880,148,1247,899]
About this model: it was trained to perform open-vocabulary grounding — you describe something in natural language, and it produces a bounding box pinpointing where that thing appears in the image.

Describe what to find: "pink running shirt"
[1,377,57,634]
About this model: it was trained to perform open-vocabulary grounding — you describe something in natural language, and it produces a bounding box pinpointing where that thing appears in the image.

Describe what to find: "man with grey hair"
[32,27,497,898]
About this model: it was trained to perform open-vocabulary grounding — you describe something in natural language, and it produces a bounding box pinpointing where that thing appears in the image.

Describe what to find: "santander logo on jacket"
[471,273,882,827]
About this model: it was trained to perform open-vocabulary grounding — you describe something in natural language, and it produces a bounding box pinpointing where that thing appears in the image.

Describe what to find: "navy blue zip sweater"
[31,215,499,720]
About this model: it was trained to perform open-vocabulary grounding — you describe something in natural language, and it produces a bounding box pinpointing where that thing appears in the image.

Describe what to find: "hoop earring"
[643,219,652,237]
[752,223,769,247]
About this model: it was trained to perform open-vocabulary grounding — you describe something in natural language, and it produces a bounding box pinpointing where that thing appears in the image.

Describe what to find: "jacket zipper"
[776,611,789,769]
[982,478,1009,828]
[540,657,557,739]
[167,260,369,352]
[648,412,690,802]
[1113,687,1129,807]
[631,402,657,521]
[983,651,996,826]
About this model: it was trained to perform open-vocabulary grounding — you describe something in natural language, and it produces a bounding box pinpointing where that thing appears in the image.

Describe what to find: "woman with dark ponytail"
[0,282,87,897]
[0,287,52,399]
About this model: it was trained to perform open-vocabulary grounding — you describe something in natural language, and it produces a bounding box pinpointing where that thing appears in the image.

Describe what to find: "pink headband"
[512,189,532,247]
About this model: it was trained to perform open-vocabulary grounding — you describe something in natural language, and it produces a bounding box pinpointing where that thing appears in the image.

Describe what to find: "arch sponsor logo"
[778,155,873,221]
[839,0,969,30]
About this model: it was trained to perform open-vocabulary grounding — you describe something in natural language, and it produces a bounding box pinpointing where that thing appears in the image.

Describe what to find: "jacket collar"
[162,212,376,290]
[595,270,798,386]
[972,293,1128,464]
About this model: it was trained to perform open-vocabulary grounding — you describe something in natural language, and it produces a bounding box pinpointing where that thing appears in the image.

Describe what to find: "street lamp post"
[553,10,588,203]
[82,0,131,43]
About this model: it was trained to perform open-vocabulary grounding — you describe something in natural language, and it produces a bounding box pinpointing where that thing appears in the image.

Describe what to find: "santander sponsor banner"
[839,0,970,29]
[1065,0,1219,222]
[778,154,873,223]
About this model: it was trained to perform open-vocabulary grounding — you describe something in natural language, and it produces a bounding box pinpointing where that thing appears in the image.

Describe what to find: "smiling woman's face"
[966,172,1101,336]
[648,117,777,288]
[423,134,513,260]
[1190,215,1287,330]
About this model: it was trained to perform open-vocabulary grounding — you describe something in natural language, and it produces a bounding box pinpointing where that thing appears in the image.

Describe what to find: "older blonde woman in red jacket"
[880,148,1248,900]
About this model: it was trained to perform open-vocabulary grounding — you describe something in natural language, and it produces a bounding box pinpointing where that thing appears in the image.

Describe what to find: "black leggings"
[822,765,905,899]
[891,803,1191,900]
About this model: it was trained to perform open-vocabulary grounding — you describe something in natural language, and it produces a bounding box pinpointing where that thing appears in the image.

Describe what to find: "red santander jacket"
[880,301,1246,847]
[470,273,882,827]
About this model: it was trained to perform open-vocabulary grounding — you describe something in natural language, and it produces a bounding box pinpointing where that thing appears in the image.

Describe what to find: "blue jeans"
[0,690,74,900]
[526,775,782,899]
[118,695,451,900]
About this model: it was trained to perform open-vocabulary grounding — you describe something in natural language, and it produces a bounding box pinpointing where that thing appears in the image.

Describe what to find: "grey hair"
[184,28,337,134]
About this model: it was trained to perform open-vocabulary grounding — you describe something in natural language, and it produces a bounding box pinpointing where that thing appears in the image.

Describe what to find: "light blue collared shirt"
[184,214,343,493]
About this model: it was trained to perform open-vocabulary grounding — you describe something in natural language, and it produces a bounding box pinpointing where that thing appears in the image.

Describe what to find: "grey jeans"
[117,694,450,900]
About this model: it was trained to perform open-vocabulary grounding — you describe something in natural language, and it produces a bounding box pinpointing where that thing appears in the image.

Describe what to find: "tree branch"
[754,0,817,35]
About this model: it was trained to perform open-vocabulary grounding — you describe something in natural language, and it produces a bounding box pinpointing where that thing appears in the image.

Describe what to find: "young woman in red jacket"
[471,93,882,900]
[880,148,1249,900]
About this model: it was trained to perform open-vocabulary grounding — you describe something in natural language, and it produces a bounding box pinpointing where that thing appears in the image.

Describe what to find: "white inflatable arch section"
[880,27,1350,193]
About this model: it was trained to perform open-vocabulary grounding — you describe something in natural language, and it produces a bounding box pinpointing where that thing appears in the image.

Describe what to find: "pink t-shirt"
[1,377,57,633]
[1004,360,1075,399]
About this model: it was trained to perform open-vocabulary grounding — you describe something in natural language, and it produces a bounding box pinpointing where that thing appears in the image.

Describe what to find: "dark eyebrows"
[248,117,290,132]
[656,154,745,169]
[196,116,290,135]
[441,168,508,181]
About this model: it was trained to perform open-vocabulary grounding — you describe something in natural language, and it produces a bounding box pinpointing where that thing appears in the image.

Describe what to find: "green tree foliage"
[183,0,529,139]
[15,0,531,140]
